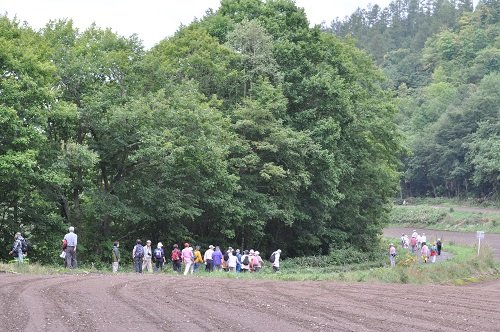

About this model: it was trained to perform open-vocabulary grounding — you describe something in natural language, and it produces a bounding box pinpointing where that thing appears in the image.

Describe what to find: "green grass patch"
[389,205,500,233]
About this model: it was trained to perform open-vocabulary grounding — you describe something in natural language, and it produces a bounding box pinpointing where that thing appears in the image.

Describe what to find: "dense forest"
[0,0,497,264]
[1,0,402,263]
[330,0,499,199]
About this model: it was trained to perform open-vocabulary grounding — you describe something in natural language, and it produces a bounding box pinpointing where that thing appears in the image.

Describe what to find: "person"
[193,245,203,272]
[132,239,144,273]
[204,245,214,272]
[416,233,422,249]
[271,249,281,272]
[430,242,438,263]
[235,249,242,273]
[9,232,25,264]
[64,226,78,269]
[222,249,230,272]
[410,236,417,254]
[403,234,409,249]
[142,240,153,273]
[400,234,405,248]
[212,246,223,272]
[411,230,418,239]
[421,233,427,245]
[240,250,250,272]
[389,243,396,268]
[182,243,194,275]
[436,238,442,255]
[252,251,263,272]
[421,242,429,263]
[171,244,182,273]
[227,250,237,272]
[153,242,165,272]
[112,241,120,273]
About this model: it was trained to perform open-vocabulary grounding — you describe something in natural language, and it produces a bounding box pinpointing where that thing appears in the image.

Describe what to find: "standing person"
[270,249,281,272]
[421,242,430,263]
[9,232,25,264]
[240,250,250,272]
[430,242,438,263]
[400,234,405,248]
[142,240,153,273]
[112,241,120,273]
[64,226,78,269]
[204,245,214,272]
[193,245,203,272]
[235,249,242,273]
[411,229,418,239]
[154,242,165,272]
[417,233,422,249]
[171,244,182,273]
[252,251,263,272]
[181,243,194,275]
[421,233,427,246]
[212,246,223,272]
[389,243,397,268]
[227,250,237,272]
[436,238,442,255]
[132,239,144,273]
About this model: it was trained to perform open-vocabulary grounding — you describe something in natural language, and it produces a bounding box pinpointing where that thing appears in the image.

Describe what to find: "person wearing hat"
[240,250,250,272]
[389,243,396,268]
[154,242,165,272]
[271,249,281,272]
[142,240,153,273]
[204,245,214,272]
[252,251,263,272]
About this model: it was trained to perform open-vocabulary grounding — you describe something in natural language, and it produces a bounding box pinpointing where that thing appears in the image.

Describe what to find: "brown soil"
[384,227,500,261]
[1,272,499,332]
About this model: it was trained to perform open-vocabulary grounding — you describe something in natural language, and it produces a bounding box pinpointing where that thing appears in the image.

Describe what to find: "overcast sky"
[1,0,476,48]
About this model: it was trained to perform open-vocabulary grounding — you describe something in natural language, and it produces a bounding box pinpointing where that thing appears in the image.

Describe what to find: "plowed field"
[1,273,499,332]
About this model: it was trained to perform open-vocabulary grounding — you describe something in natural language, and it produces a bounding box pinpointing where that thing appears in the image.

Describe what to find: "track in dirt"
[0,273,499,332]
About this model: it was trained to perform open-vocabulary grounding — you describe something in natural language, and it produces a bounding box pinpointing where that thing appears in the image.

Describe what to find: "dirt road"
[1,273,499,332]
[384,227,500,261]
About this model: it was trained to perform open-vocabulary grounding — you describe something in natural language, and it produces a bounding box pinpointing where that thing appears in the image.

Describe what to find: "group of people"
[389,229,443,267]
[127,240,282,275]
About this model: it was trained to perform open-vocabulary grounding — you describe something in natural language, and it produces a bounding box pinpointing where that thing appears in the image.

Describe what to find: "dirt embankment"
[0,273,499,332]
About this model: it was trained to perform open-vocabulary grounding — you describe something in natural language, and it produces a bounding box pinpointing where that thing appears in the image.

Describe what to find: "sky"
[0,0,475,48]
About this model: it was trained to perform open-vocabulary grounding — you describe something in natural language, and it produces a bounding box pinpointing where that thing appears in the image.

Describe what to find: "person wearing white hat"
[142,240,153,273]
[271,249,281,272]
[153,242,165,272]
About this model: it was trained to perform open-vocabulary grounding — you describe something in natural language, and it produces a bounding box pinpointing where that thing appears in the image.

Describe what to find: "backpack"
[252,256,259,266]
[135,244,144,258]
[410,238,417,246]
[21,238,28,253]
[154,248,163,260]
[242,255,249,265]
[171,249,180,261]
[62,239,68,250]
[269,252,275,263]
[223,252,229,262]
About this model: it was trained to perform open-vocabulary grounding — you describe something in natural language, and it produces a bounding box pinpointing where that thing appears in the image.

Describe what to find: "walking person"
[270,249,281,272]
[64,226,78,269]
[430,242,438,263]
[193,245,203,272]
[421,242,430,263]
[9,232,25,265]
[204,245,214,272]
[142,240,153,273]
[252,251,263,272]
[241,250,250,272]
[227,250,237,272]
[132,239,144,273]
[389,243,396,268]
[436,238,442,255]
[171,244,182,273]
[112,241,120,273]
[235,249,242,273]
[182,243,194,275]
[153,242,165,272]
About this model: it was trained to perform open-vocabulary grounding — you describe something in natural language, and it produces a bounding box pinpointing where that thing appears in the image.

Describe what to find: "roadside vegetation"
[2,240,497,286]
[389,205,500,233]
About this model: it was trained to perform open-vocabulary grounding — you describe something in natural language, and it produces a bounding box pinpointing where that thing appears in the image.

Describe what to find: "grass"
[389,205,500,233]
[2,242,498,286]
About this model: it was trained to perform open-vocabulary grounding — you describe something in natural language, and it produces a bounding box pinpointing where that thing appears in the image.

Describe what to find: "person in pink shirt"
[421,242,430,263]
[181,242,194,275]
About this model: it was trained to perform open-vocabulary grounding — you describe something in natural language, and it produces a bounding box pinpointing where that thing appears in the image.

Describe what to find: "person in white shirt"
[421,233,427,245]
[142,240,153,273]
[227,250,237,272]
[271,249,281,272]
[64,226,78,269]
[204,245,214,272]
